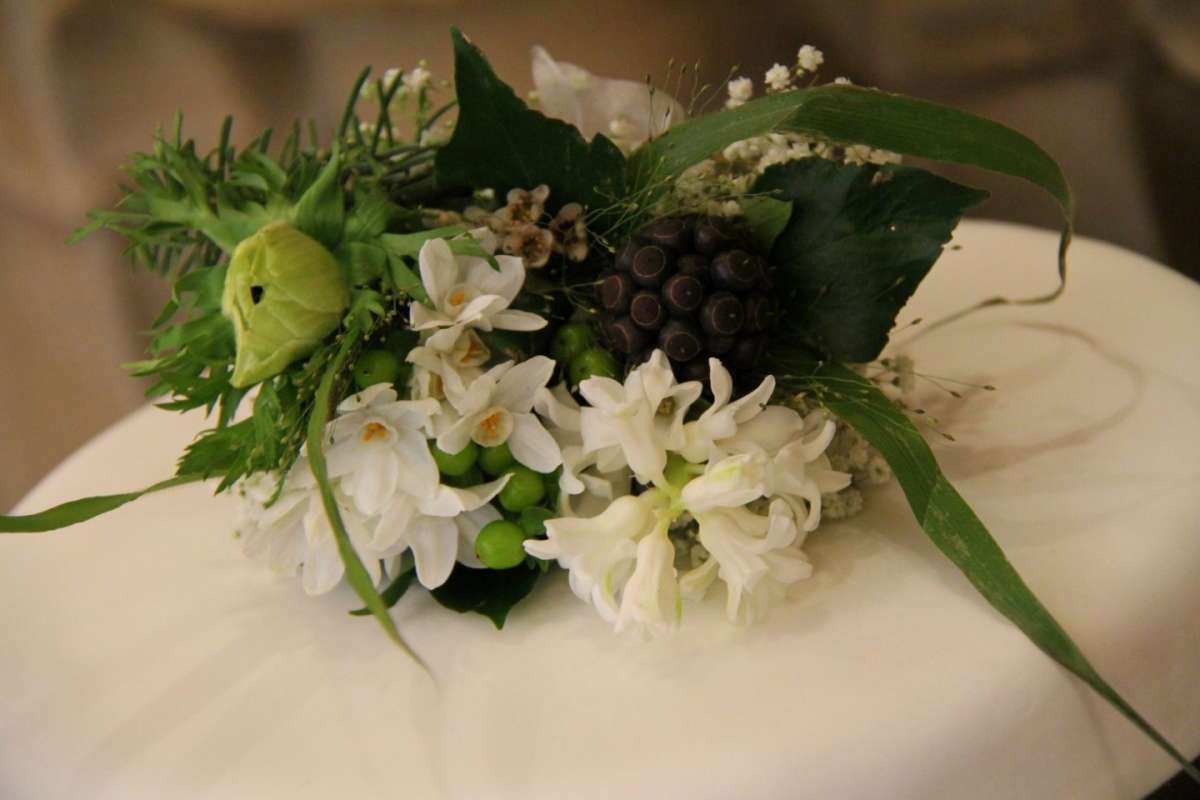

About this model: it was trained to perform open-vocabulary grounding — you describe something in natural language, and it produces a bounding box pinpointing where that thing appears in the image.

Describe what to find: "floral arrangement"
[2,29,1195,779]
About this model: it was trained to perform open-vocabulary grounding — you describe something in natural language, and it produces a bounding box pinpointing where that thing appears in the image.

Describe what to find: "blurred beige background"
[3,0,1198,510]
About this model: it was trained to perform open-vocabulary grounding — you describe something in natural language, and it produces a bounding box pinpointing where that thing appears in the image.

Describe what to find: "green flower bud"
[222,220,349,388]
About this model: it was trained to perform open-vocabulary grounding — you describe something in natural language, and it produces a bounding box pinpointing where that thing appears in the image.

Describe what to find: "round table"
[2,220,1198,799]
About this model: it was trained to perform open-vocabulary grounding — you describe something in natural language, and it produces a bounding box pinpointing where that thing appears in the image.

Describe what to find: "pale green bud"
[221,220,349,388]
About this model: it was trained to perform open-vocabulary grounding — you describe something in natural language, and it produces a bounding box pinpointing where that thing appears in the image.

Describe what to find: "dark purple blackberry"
[598,215,777,381]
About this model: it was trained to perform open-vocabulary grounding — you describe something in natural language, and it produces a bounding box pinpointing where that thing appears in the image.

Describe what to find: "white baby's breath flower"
[437,357,562,473]
[531,46,685,150]
[403,63,432,93]
[796,44,825,73]
[765,63,793,92]
[725,76,754,109]
[408,237,547,353]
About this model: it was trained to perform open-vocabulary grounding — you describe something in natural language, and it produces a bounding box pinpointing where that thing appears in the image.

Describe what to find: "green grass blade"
[805,362,1198,781]
[1,474,202,533]
[305,324,424,664]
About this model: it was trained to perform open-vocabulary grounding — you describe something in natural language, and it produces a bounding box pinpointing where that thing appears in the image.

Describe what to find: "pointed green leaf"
[290,145,345,249]
[305,322,422,662]
[758,160,987,361]
[798,362,1199,781]
[0,474,201,533]
[434,28,627,212]
[630,84,1073,303]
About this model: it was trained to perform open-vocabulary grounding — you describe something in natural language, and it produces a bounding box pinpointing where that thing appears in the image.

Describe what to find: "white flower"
[796,45,825,73]
[534,383,631,516]
[382,67,401,91]
[532,45,685,149]
[299,489,382,595]
[372,478,509,589]
[726,76,754,109]
[578,350,701,485]
[235,469,310,576]
[765,63,793,92]
[324,383,442,517]
[526,490,674,629]
[681,451,769,514]
[679,358,775,462]
[408,237,546,353]
[437,357,562,472]
[680,500,812,624]
[403,63,432,93]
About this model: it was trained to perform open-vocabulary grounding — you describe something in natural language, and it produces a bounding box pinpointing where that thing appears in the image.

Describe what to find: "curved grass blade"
[630,84,1074,312]
[305,324,424,665]
[799,362,1198,781]
[1,474,202,533]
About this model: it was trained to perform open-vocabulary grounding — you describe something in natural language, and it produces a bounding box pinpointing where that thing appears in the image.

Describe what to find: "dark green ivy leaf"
[757,160,987,362]
[434,28,627,213]
[431,563,541,629]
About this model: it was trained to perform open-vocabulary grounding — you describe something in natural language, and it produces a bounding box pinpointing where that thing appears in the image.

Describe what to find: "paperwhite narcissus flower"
[526,490,675,631]
[372,478,509,589]
[325,384,442,517]
[578,350,701,485]
[531,46,685,151]
[300,489,381,595]
[408,237,546,353]
[235,469,310,577]
[437,356,562,473]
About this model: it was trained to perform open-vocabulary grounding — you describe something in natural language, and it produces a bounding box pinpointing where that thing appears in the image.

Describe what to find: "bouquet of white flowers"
[2,28,1194,780]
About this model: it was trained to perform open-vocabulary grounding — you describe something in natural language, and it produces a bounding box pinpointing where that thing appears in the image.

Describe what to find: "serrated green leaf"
[434,28,627,213]
[630,84,1073,304]
[758,160,986,362]
[799,362,1199,782]
[430,563,541,629]
[0,474,202,533]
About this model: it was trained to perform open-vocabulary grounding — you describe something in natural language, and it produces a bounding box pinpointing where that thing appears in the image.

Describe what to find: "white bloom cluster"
[526,352,850,636]
[236,234,565,597]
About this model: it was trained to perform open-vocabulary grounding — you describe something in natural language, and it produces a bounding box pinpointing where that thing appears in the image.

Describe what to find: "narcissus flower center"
[361,421,390,443]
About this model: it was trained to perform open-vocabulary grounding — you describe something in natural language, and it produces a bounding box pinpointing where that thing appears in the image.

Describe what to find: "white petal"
[418,238,459,310]
[615,528,679,637]
[407,515,460,589]
[490,309,549,332]
[508,413,563,472]
[494,356,555,412]
[417,475,510,517]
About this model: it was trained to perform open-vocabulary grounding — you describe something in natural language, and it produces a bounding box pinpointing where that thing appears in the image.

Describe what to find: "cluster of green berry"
[549,321,619,386]
[429,438,557,570]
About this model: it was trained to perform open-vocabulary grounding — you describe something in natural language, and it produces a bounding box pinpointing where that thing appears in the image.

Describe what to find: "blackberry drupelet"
[598,215,777,380]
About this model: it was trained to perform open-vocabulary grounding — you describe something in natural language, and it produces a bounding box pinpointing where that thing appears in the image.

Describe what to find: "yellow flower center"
[361,422,389,442]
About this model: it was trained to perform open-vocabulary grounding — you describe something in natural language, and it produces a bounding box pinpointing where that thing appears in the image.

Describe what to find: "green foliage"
[757,160,986,362]
[786,361,1200,781]
[350,568,418,616]
[0,475,202,533]
[431,562,542,629]
[629,83,1073,300]
[434,28,627,214]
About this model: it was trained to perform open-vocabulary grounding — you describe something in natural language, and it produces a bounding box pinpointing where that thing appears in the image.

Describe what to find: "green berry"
[444,465,484,488]
[474,520,529,570]
[431,440,479,477]
[569,347,620,385]
[353,349,402,390]
[499,465,546,512]
[551,322,594,365]
[518,506,555,539]
[478,442,515,476]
